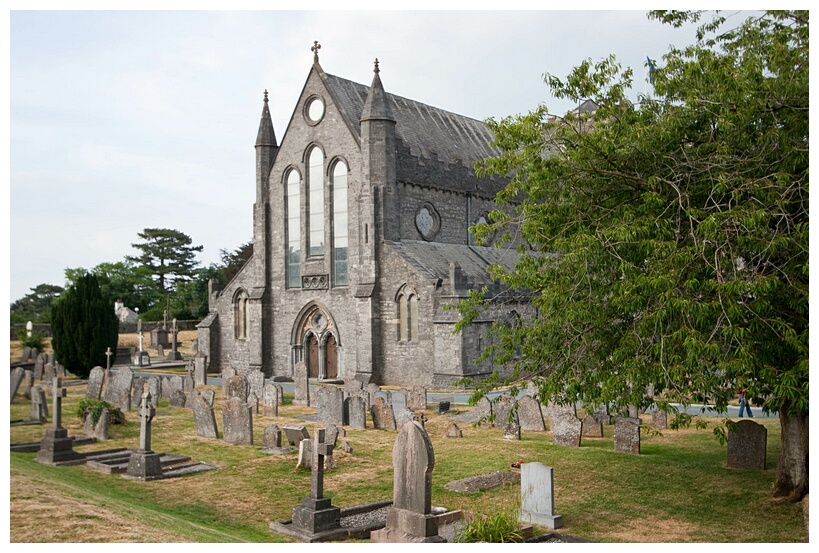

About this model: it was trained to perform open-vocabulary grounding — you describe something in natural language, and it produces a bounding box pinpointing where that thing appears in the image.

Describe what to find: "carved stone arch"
[328,155,350,176]
[290,301,339,347]
[290,301,341,380]
[232,288,249,339]
[281,165,302,186]
[302,142,326,165]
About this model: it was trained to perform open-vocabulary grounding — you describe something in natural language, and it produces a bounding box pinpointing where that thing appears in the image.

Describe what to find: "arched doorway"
[325,335,338,379]
[306,334,319,378]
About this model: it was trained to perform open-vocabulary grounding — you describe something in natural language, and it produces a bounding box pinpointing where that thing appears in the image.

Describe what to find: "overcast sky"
[7,4,730,305]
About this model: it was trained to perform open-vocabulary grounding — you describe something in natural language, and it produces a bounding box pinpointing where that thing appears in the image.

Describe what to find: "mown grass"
[9,377,806,543]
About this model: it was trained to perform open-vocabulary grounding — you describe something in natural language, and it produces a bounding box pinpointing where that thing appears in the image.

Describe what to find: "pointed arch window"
[285,169,301,288]
[396,285,420,342]
[307,147,325,257]
[332,160,349,286]
[234,289,249,339]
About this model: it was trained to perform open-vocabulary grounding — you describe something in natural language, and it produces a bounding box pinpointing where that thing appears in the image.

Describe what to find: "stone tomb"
[613,417,641,454]
[727,420,767,470]
[519,462,563,529]
[370,421,445,543]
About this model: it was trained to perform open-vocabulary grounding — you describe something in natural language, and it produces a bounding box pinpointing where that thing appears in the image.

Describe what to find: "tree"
[217,240,253,284]
[170,265,221,320]
[51,272,119,379]
[10,283,64,325]
[65,261,161,313]
[126,228,203,295]
[459,11,807,501]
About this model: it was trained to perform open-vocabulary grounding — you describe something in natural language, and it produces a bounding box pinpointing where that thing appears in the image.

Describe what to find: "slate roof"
[322,72,499,170]
[385,240,520,286]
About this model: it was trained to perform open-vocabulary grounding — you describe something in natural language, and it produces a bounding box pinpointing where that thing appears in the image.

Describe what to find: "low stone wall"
[10,319,200,340]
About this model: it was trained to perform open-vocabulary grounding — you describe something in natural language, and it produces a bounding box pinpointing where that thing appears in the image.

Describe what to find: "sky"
[7,3,733,305]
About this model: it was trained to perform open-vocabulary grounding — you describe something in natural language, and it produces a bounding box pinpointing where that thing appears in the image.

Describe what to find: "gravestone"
[591,404,612,425]
[652,409,668,429]
[493,394,517,427]
[105,367,134,412]
[167,375,185,401]
[193,353,208,386]
[324,424,340,448]
[407,386,427,411]
[263,423,282,448]
[131,377,146,408]
[226,375,249,401]
[395,407,416,428]
[474,395,492,423]
[222,397,253,445]
[371,397,397,431]
[283,425,311,446]
[156,344,165,357]
[192,393,219,439]
[613,417,641,454]
[551,406,582,447]
[290,428,342,536]
[36,377,80,465]
[263,382,279,417]
[23,370,34,399]
[169,389,187,408]
[20,346,32,363]
[11,367,25,402]
[201,388,215,407]
[503,422,521,440]
[519,462,563,529]
[446,422,463,438]
[373,389,391,406]
[55,362,65,379]
[147,376,161,407]
[33,353,45,380]
[727,420,767,470]
[391,389,408,411]
[30,386,48,422]
[83,407,110,440]
[315,386,344,425]
[344,379,363,392]
[247,369,265,407]
[370,421,444,543]
[346,395,367,429]
[297,438,313,469]
[248,392,260,415]
[222,366,237,398]
[43,363,55,387]
[124,391,163,480]
[518,395,546,431]
[294,361,310,406]
[340,440,353,454]
[30,347,40,364]
[581,414,604,438]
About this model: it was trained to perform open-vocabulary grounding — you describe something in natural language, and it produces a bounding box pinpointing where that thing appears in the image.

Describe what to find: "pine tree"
[126,228,203,294]
[51,272,119,379]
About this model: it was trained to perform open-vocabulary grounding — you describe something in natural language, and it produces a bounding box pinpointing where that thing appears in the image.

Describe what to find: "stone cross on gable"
[51,376,66,429]
[105,347,113,371]
[310,428,334,500]
[138,390,156,452]
[311,40,321,63]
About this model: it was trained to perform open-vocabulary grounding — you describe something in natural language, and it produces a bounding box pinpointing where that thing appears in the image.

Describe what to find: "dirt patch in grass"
[444,471,521,493]
[606,516,701,542]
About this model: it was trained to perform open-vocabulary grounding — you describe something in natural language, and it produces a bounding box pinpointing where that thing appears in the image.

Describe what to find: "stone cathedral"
[198,44,520,387]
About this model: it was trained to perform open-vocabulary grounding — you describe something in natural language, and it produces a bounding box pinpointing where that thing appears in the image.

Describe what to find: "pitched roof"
[322,72,498,171]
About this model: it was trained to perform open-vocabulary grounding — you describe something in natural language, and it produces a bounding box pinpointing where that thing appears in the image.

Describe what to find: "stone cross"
[51,376,66,429]
[138,390,156,452]
[171,318,179,357]
[311,428,334,500]
[105,347,113,371]
[137,319,143,352]
[311,40,321,63]
[163,308,168,330]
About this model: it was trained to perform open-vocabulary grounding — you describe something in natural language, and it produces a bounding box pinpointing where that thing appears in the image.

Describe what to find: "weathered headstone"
[591,404,612,425]
[263,382,279,417]
[86,366,105,400]
[346,395,367,429]
[652,409,668,429]
[297,438,313,469]
[201,388,215,408]
[371,397,397,431]
[106,367,134,412]
[169,389,187,408]
[519,462,563,529]
[248,391,260,415]
[283,425,311,446]
[43,363,55,387]
[11,367,25,402]
[167,375,185,401]
[474,395,492,424]
[391,389,408,411]
[23,370,34,399]
[294,361,310,406]
[192,393,219,439]
[493,394,518,427]
[613,417,641,454]
[446,422,463,438]
[84,407,110,440]
[124,391,163,480]
[395,407,416,428]
[247,369,265,407]
[407,386,427,412]
[373,389,391,406]
[222,366,237,398]
[147,376,161,407]
[222,397,253,445]
[263,423,282,448]
[33,353,45,380]
[581,414,604,438]
[226,375,249,401]
[727,420,767,470]
[193,352,208,386]
[370,421,444,543]
[340,440,353,454]
[315,386,344,425]
[36,377,80,465]
[551,407,582,447]
[30,385,48,422]
[131,377,146,408]
[518,395,546,431]
[156,344,165,357]
[20,346,32,364]
[503,422,521,440]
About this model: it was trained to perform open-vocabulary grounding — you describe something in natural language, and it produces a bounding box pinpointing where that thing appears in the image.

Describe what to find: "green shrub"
[456,510,525,543]
[76,398,126,426]
[17,330,45,350]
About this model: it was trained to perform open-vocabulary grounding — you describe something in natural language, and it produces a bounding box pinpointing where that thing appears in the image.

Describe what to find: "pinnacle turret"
[255,89,277,148]
[361,58,395,122]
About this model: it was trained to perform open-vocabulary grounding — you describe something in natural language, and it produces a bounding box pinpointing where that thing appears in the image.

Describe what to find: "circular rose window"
[305,96,325,124]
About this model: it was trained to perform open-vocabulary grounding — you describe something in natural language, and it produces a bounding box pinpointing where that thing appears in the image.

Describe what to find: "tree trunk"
[773,401,809,502]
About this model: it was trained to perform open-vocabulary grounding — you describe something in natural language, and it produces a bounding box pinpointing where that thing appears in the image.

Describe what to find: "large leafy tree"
[126,228,203,294]
[10,283,64,324]
[51,272,119,379]
[65,260,161,313]
[218,240,253,284]
[460,11,807,501]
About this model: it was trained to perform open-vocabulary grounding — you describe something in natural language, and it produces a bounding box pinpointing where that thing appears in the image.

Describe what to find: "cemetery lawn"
[10,379,806,543]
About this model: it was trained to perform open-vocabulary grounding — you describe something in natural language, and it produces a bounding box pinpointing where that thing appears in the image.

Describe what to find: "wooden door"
[307,334,319,378]
[325,335,338,379]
